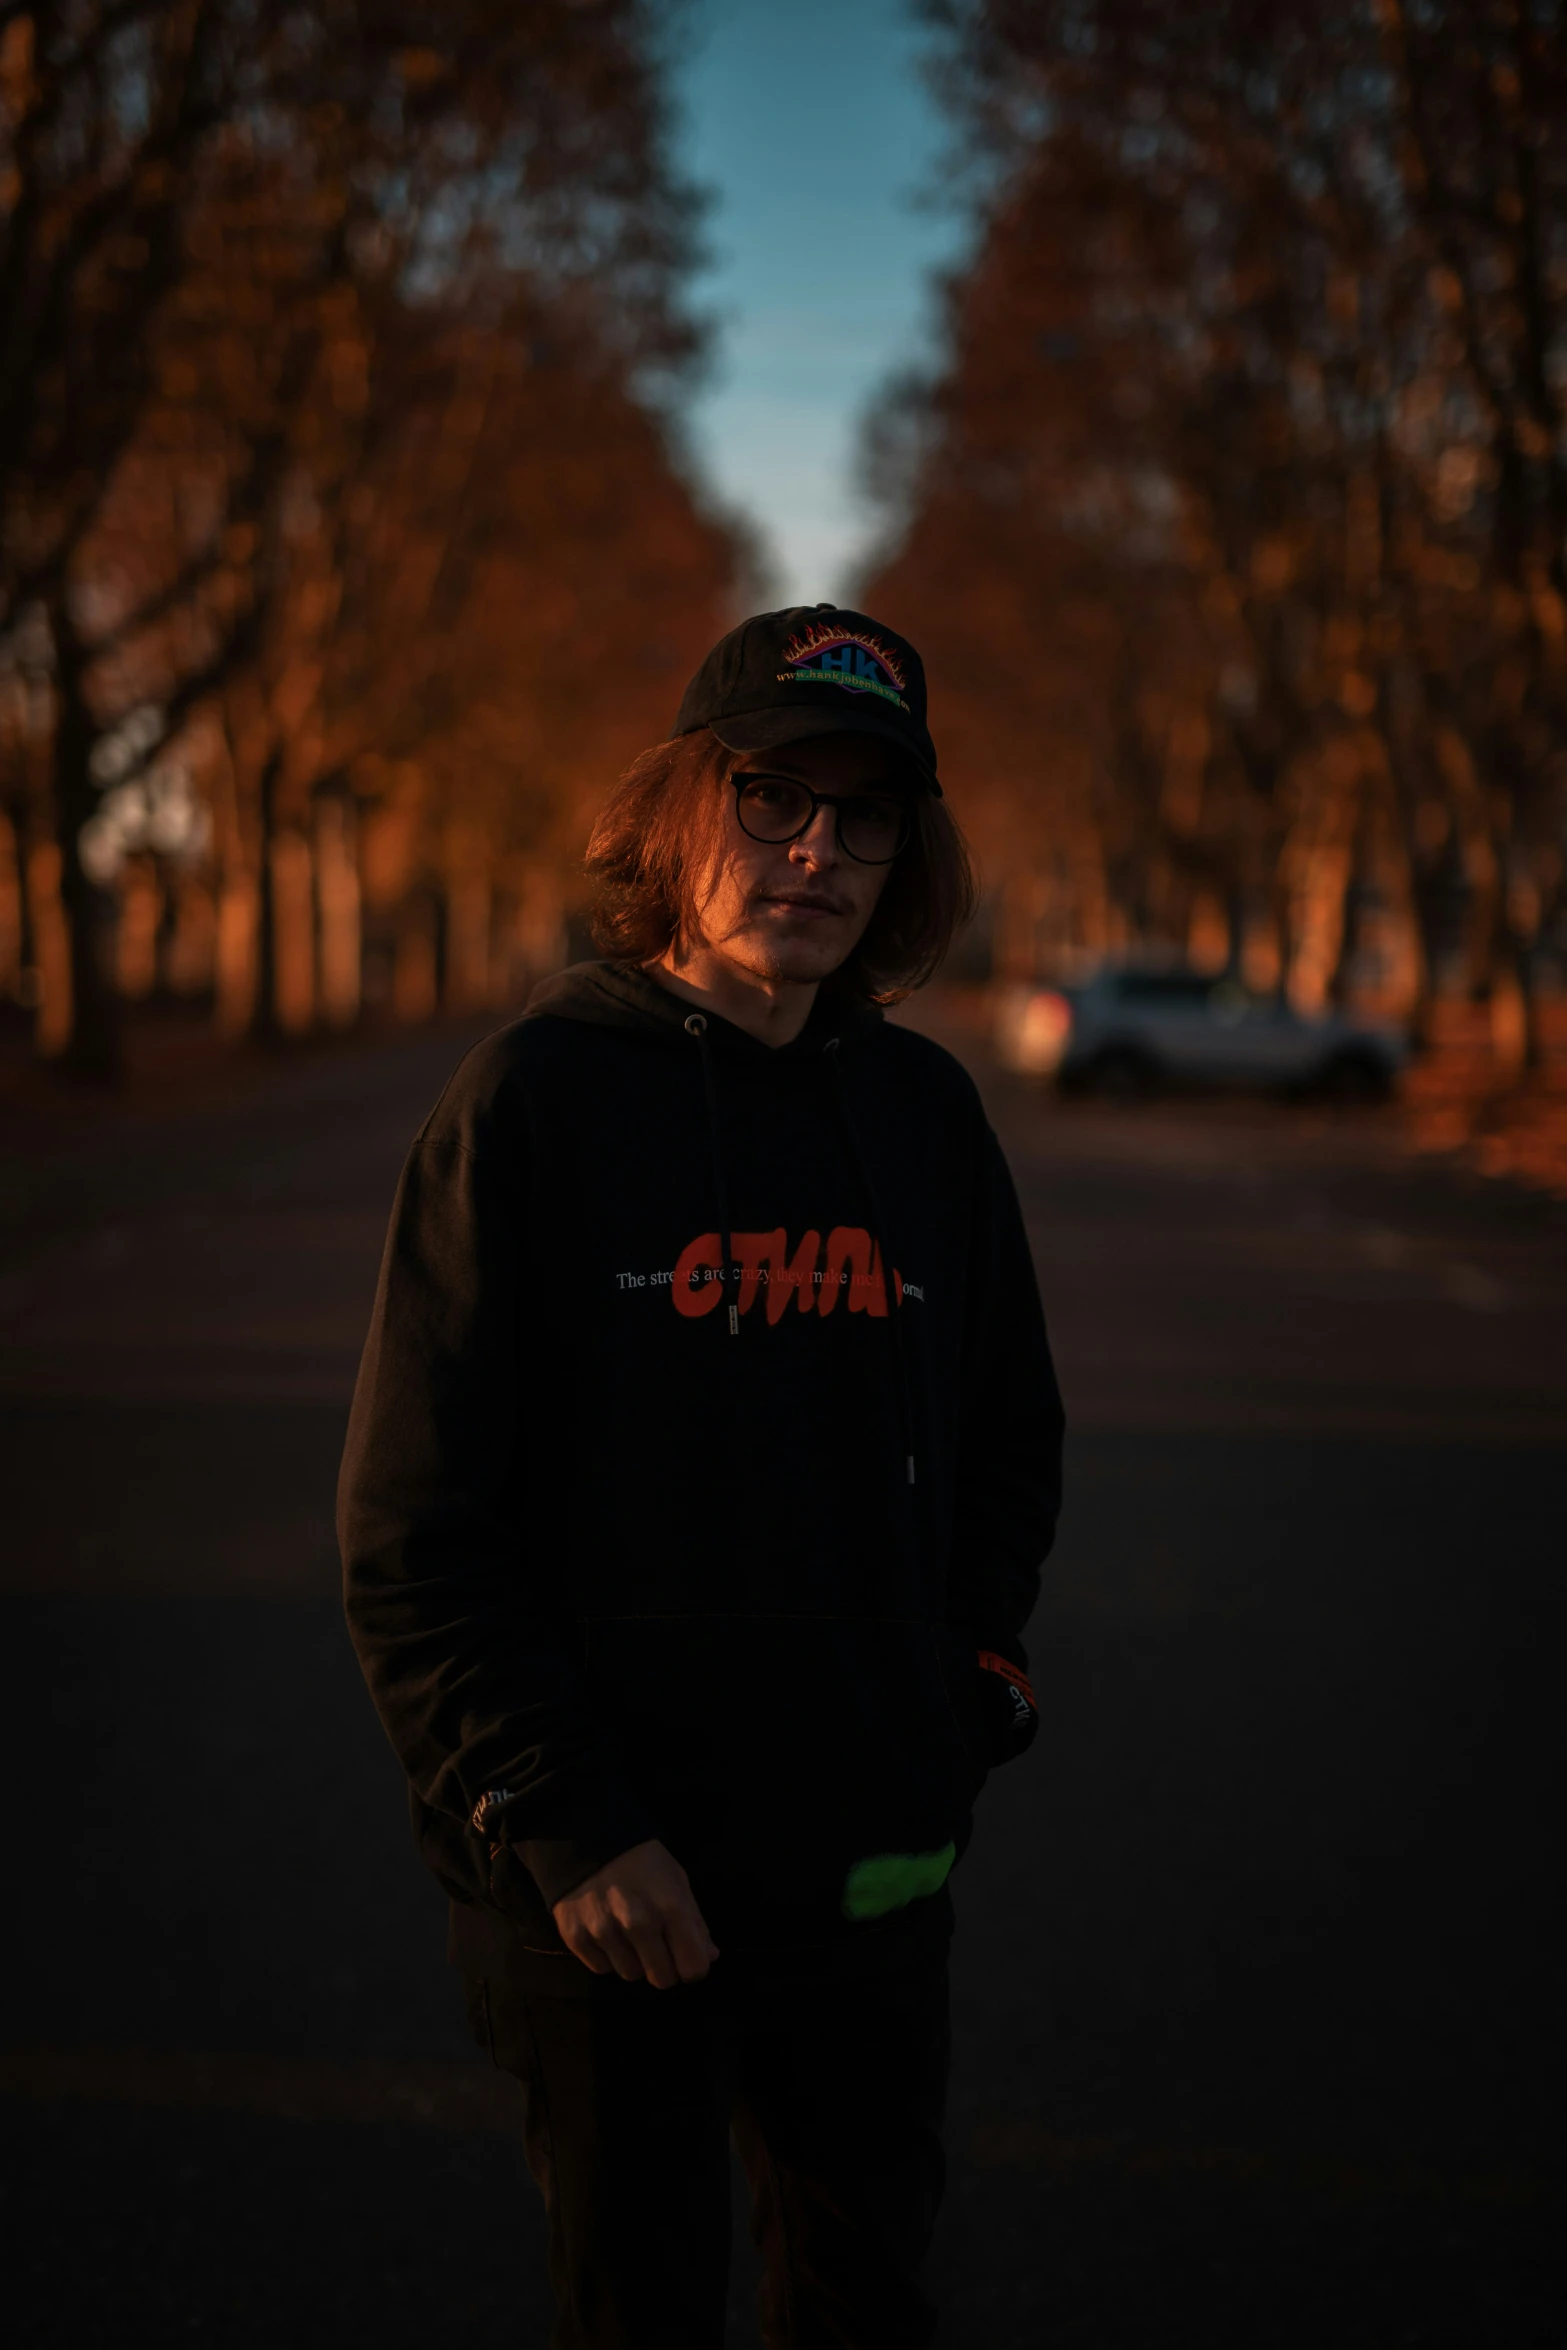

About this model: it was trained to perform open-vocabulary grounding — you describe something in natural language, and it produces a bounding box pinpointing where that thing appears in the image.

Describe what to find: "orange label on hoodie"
[671,1226,904,1324]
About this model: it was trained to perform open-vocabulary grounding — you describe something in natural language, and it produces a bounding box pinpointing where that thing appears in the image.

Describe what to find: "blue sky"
[669,0,970,606]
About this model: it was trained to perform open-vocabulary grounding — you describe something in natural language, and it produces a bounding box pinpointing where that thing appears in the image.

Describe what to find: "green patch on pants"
[841,1842,956,1922]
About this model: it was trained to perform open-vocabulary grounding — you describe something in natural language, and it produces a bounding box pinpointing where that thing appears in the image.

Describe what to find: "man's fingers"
[557,1916,613,1976]
[610,1884,719,1991]
[561,1894,646,1982]
[603,1891,679,1989]
[663,1902,718,1983]
[591,1911,647,1982]
[626,1921,681,1990]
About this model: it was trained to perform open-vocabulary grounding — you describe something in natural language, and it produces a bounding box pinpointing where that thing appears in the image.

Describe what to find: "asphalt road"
[2,1002,1563,2348]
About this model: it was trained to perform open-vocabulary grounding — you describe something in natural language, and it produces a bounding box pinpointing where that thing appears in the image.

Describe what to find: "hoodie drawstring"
[684,1013,739,1336]
[824,1037,918,1488]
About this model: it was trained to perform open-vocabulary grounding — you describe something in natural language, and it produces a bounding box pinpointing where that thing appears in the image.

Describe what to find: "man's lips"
[757,893,850,918]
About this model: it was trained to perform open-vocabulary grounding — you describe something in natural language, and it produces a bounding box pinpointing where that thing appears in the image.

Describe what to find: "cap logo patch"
[779,624,910,712]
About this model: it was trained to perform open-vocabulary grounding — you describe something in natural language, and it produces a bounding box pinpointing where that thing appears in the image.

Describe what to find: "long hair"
[584,727,976,1003]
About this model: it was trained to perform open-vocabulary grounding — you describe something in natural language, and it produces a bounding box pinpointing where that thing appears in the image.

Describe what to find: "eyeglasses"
[732,772,912,865]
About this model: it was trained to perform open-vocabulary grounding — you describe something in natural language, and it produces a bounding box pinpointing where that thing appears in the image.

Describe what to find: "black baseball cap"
[672,603,941,793]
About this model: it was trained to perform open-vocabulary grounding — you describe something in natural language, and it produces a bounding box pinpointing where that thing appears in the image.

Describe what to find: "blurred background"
[1,5,1563,2346]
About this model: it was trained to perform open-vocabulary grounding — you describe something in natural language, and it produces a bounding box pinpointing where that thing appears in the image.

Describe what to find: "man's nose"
[788,805,840,862]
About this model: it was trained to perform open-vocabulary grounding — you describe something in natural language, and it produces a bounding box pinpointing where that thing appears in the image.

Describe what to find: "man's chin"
[734,927,858,985]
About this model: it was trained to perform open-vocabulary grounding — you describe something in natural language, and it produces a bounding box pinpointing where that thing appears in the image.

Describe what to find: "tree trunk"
[251,744,287,1041]
[315,793,362,1030]
[0,808,22,996]
[213,706,260,1038]
[48,596,123,1080]
[268,824,316,1036]
[444,857,491,1013]
[215,870,260,1038]
[24,833,73,1056]
[1485,910,1537,1084]
[115,857,162,999]
[392,888,440,1023]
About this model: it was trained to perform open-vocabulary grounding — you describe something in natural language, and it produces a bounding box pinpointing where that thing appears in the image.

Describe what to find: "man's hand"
[552,1839,719,1989]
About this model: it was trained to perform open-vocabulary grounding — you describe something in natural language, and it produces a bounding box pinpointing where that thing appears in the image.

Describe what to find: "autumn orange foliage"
[865,1,1567,1070]
[0,3,746,1075]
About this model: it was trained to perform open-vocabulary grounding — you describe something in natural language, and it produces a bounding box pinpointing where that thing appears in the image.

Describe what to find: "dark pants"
[466,1944,950,2349]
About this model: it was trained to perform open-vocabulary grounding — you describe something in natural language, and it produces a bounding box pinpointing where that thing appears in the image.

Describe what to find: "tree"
[1,1,728,1071]
[865,1,1567,1052]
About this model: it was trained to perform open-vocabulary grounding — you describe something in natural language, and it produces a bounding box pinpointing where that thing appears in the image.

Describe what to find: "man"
[340,603,1063,2347]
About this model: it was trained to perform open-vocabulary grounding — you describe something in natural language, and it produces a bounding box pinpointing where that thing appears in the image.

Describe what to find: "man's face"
[691,733,906,986]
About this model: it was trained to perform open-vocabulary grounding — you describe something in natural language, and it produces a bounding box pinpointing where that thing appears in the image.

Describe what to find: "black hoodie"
[339,963,1063,1976]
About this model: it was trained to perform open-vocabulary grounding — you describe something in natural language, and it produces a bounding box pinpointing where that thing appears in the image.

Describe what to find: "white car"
[996,968,1408,1099]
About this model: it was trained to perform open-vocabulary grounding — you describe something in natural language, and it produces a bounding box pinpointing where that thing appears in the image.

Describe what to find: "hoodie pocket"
[583,1612,976,1916]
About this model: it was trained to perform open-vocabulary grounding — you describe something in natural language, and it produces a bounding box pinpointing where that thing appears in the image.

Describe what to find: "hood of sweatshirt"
[525,957,885,1054]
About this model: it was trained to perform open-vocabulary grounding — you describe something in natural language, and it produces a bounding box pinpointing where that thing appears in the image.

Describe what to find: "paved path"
[2,1006,1563,2346]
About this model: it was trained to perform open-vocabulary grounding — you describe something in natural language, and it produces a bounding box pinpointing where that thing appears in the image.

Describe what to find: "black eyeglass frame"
[730,772,914,865]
